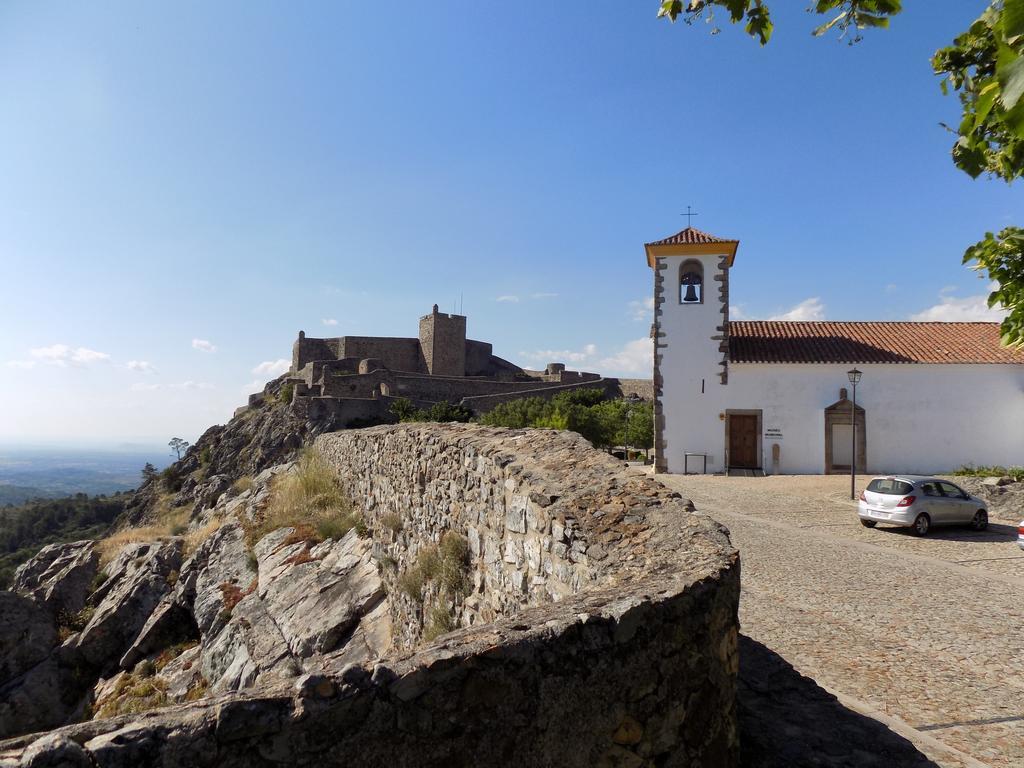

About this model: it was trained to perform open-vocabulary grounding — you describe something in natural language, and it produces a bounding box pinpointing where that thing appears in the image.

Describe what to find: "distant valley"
[0,446,170,504]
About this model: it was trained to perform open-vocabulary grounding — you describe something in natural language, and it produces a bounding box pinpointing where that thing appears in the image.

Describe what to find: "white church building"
[646,226,1024,475]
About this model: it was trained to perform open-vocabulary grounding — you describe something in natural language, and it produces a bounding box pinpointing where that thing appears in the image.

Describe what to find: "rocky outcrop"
[0,592,61,739]
[254,528,386,659]
[121,377,332,528]
[12,541,98,619]
[67,541,182,673]
[1,424,740,767]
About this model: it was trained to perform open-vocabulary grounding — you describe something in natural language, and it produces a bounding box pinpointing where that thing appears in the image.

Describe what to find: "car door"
[938,482,973,523]
[918,481,951,523]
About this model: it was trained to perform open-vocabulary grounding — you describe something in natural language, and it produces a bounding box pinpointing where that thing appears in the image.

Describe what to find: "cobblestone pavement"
[655,473,1024,768]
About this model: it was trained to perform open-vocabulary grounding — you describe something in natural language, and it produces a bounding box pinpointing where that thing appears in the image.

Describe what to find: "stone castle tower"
[418,304,467,377]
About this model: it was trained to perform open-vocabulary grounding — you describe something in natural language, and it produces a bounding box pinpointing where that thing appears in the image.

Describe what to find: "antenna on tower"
[460,293,463,315]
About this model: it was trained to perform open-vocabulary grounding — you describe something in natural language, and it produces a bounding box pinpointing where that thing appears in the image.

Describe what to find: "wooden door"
[729,414,759,468]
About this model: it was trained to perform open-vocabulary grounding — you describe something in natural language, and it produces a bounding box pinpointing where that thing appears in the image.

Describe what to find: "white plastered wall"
[661,361,1024,474]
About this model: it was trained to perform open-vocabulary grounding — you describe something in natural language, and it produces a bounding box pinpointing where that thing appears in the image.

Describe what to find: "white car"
[858,476,988,536]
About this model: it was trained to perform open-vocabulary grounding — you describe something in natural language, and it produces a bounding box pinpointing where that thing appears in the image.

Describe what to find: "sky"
[0,1,1020,445]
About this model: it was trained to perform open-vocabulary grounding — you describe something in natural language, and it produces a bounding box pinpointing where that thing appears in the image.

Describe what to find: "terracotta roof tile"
[644,226,738,247]
[729,321,1024,365]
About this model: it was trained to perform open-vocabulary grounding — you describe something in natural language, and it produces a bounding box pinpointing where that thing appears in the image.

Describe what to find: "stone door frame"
[824,399,866,474]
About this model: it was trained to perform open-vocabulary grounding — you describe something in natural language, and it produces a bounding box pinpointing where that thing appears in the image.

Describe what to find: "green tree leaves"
[656,1,901,46]
[963,227,1024,347]
[933,3,1024,183]
[657,0,1023,346]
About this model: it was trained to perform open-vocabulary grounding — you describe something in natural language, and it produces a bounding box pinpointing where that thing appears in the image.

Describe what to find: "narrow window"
[679,259,703,304]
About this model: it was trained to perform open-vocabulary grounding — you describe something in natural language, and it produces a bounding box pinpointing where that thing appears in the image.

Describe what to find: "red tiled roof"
[729,321,1024,364]
[644,226,738,247]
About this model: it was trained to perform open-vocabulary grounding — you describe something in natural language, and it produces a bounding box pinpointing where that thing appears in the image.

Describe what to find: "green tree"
[141,462,157,483]
[658,0,1024,346]
[168,437,190,461]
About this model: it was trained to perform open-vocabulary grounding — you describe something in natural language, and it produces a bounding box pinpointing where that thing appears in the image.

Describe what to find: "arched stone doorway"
[824,389,865,474]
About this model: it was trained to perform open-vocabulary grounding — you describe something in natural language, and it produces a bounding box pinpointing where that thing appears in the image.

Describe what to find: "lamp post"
[847,368,862,500]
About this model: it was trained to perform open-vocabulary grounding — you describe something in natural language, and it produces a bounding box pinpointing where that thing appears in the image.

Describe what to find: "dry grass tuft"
[96,494,193,565]
[232,475,254,494]
[246,449,362,547]
[183,518,224,556]
[95,673,169,719]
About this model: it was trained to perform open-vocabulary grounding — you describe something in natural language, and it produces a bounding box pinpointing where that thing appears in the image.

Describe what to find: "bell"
[683,283,699,303]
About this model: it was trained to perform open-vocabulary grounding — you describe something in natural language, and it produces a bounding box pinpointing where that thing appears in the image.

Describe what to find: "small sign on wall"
[765,427,783,440]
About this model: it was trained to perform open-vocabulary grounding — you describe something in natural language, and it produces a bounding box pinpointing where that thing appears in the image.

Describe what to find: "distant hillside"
[0,446,167,500]
[0,484,54,506]
[0,493,126,588]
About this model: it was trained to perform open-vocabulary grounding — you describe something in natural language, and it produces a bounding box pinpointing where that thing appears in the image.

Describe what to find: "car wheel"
[860,519,877,528]
[912,513,930,536]
[971,510,988,531]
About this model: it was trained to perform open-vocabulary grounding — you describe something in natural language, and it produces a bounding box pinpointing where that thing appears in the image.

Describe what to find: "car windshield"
[866,478,914,495]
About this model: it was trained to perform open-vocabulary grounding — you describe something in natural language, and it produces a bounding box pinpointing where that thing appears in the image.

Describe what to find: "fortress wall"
[460,378,614,413]
[389,374,576,403]
[4,424,738,767]
[464,339,495,375]
[336,337,423,373]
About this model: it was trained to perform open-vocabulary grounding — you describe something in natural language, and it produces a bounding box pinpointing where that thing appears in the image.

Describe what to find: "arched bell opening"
[679,259,704,304]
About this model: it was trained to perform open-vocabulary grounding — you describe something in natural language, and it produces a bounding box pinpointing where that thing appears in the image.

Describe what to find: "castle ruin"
[253,304,649,425]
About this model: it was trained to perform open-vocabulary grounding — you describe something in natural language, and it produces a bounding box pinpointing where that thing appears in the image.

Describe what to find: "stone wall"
[1,425,739,767]
[460,377,614,412]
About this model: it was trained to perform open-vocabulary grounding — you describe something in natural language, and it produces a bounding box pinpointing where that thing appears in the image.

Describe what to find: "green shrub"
[953,465,1024,481]
[199,446,212,467]
[278,383,295,404]
[160,465,183,492]
[423,602,456,642]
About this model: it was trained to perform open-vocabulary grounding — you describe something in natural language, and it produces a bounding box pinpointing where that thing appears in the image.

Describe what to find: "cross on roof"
[681,206,699,227]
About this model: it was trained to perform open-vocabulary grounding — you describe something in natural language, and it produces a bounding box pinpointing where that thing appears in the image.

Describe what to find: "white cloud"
[125,360,157,374]
[769,297,826,322]
[130,382,161,392]
[28,344,111,367]
[496,295,520,303]
[599,338,653,376]
[322,318,339,326]
[519,338,651,376]
[192,339,217,353]
[522,343,598,365]
[628,297,654,322]
[241,380,263,395]
[909,283,1007,322]
[6,360,36,369]
[252,359,291,377]
[531,292,559,300]
[729,304,749,320]
[178,381,214,390]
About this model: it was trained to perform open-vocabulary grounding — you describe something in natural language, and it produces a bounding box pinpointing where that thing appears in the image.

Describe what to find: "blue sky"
[0,1,1019,444]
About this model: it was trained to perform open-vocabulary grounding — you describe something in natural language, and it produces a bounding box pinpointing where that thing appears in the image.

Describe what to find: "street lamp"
[847,368,862,500]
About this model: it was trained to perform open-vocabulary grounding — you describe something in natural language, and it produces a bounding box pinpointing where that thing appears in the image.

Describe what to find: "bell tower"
[645,226,740,474]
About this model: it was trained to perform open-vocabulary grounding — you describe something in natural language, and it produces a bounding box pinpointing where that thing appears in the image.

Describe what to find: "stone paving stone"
[657,473,1024,768]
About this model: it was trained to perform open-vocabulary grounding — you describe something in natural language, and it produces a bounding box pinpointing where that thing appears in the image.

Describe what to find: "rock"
[0,655,63,740]
[201,593,294,693]
[197,475,233,510]
[177,523,251,637]
[118,597,194,672]
[68,540,182,672]
[255,528,386,659]
[12,541,99,619]
[18,733,92,768]
[0,591,57,684]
